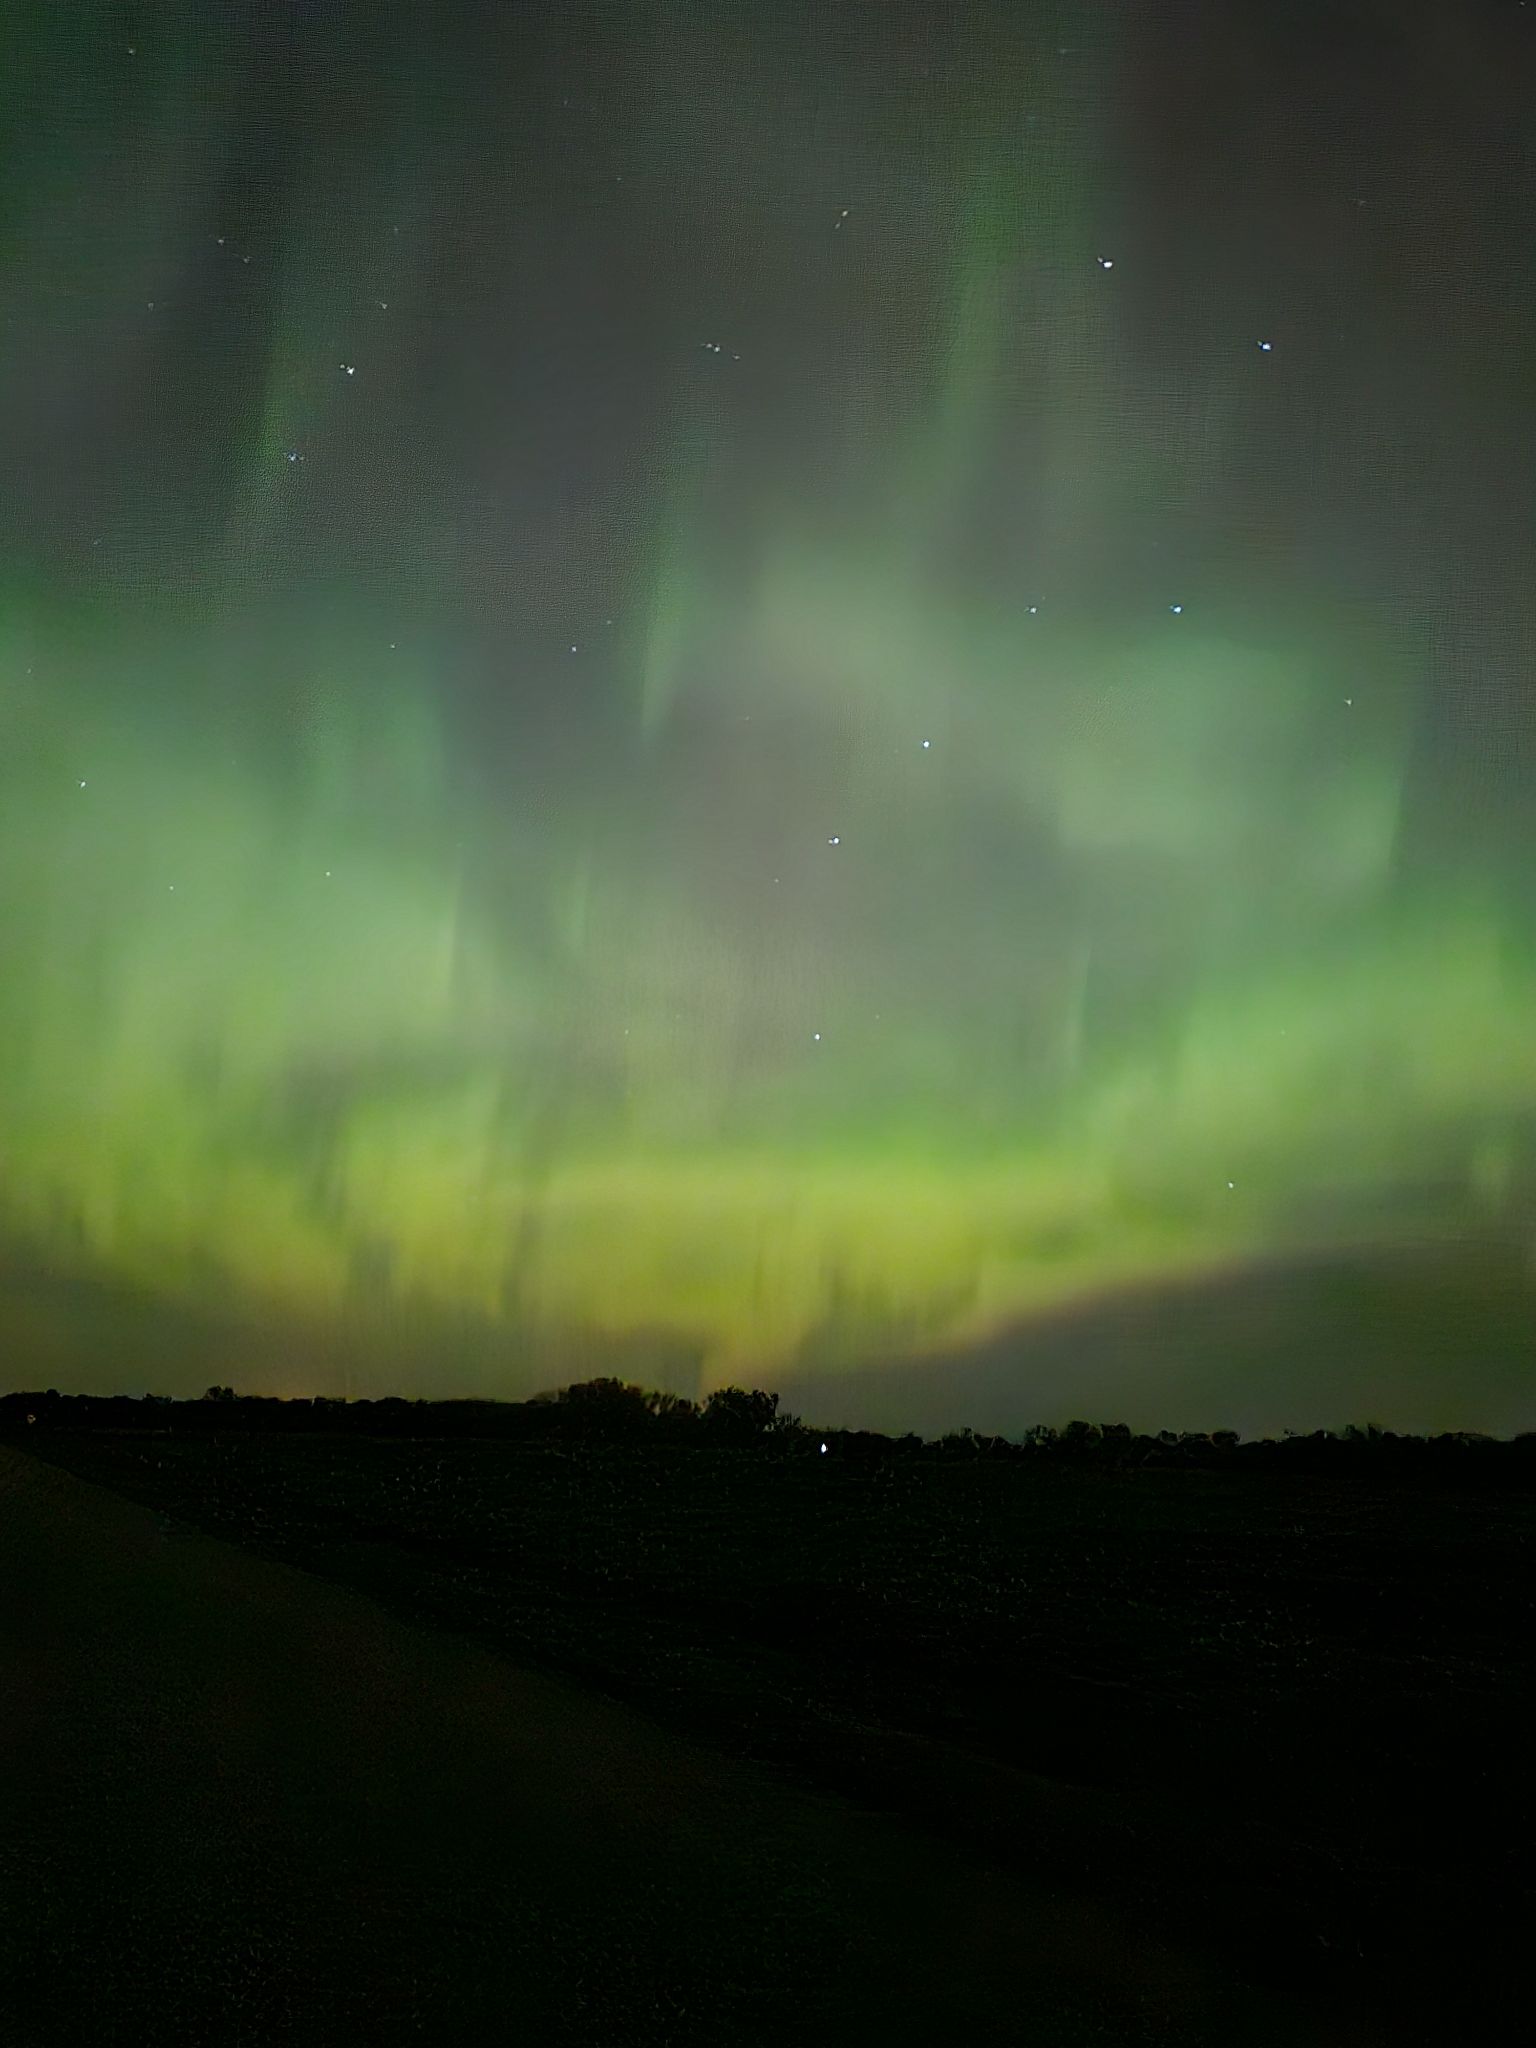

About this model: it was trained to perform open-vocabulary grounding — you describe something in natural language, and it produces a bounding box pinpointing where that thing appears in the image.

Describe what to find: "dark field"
[9,1427,1533,2042]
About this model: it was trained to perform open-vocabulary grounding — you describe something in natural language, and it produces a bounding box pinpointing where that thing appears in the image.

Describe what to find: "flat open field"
[8,1428,1532,2042]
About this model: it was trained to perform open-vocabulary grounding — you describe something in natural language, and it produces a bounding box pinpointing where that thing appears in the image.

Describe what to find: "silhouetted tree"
[939,1427,980,1455]
[699,1386,782,1443]
[556,1378,653,1437]
[643,1388,698,1422]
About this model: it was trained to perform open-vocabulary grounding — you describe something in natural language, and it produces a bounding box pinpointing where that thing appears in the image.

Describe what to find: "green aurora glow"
[2,5,1533,1426]
[4,539,1531,1409]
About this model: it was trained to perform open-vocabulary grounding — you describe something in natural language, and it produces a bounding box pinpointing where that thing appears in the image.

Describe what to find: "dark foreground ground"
[4,1433,1530,2044]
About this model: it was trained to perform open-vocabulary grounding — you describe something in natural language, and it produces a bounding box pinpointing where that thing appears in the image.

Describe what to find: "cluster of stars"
[188,180,1310,1091]
[98,54,1360,1144]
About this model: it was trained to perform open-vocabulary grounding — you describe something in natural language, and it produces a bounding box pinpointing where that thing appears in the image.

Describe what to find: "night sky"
[3,2,1534,1432]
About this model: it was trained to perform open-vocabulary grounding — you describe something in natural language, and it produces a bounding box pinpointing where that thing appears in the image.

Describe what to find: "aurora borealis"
[2,4,1533,1429]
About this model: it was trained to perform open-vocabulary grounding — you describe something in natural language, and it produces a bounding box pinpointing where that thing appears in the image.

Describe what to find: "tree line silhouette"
[1,1379,1533,1476]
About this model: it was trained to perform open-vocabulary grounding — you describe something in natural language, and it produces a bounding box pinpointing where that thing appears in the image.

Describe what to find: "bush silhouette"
[555,1378,654,1438]
[700,1386,783,1443]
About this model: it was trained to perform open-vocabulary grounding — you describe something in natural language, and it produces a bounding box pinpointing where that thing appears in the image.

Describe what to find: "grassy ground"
[12,1428,1533,2041]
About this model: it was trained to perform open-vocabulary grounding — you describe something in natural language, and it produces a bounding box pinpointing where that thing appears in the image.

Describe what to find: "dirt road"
[0,1446,1366,2045]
